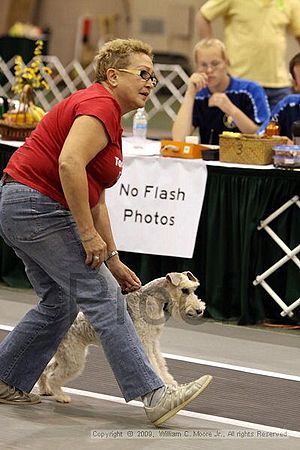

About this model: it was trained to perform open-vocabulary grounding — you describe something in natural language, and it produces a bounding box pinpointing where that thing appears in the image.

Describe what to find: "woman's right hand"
[186,72,208,96]
[81,232,107,268]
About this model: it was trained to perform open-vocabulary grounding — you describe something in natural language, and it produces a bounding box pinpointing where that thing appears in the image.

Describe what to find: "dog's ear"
[166,272,182,286]
[183,271,199,284]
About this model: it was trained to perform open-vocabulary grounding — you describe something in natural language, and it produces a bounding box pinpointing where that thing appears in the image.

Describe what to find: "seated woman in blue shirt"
[172,39,270,145]
[261,53,300,140]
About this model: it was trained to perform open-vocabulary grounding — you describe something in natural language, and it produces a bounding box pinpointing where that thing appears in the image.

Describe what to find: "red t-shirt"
[5,83,123,209]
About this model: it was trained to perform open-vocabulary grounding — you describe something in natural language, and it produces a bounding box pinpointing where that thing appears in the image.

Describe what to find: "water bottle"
[132,108,148,139]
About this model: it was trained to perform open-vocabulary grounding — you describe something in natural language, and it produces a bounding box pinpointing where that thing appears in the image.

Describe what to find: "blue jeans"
[0,183,163,401]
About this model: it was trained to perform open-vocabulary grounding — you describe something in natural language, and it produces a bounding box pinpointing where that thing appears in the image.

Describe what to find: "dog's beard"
[185,304,205,318]
[176,295,206,320]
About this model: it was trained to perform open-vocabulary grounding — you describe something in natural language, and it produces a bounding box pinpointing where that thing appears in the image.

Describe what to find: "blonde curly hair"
[94,38,153,83]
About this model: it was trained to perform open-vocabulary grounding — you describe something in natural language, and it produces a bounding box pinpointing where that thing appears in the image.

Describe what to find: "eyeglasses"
[197,60,224,71]
[117,68,158,87]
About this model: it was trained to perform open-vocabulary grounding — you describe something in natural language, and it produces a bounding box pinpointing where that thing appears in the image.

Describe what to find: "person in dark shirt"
[172,38,270,145]
[259,53,300,139]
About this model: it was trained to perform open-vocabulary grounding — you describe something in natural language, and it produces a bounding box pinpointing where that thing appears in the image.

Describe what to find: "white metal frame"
[253,195,300,317]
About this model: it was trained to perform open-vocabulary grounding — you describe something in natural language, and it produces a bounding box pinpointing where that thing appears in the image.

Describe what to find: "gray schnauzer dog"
[38,271,205,403]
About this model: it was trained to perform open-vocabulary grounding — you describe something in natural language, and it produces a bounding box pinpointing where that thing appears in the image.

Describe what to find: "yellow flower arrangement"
[0,40,51,131]
[12,40,52,94]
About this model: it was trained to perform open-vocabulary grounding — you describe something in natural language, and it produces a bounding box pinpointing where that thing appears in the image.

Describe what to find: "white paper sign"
[106,156,208,258]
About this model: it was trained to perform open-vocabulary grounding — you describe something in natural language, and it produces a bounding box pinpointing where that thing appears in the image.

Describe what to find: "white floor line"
[0,324,13,332]
[0,324,299,382]
[162,352,300,382]
[62,387,300,438]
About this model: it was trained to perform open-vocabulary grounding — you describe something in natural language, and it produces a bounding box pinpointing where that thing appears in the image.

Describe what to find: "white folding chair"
[253,195,300,318]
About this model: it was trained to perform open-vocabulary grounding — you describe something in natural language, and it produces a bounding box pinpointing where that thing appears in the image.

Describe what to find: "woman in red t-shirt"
[0,38,212,425]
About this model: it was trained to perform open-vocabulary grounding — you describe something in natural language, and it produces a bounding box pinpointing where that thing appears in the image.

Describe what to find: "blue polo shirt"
[192,76,270,144]
[269,94,300,139]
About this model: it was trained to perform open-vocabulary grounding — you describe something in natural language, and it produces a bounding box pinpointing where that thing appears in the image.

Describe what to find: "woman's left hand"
[106,258,141,293]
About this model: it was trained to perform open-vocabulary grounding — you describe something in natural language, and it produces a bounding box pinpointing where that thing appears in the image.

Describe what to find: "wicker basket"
[219,134,288,165]
[0,120,36,141]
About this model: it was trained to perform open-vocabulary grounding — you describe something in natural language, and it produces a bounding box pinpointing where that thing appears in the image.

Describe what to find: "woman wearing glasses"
[0,38,212,425]
[172,38,270,144]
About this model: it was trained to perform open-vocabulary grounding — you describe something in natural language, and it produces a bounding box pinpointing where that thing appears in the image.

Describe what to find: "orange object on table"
[265,120,280,136]
[160,140,203,159]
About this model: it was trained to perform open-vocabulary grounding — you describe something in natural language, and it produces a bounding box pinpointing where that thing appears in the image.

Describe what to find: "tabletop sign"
[106,155,208,258]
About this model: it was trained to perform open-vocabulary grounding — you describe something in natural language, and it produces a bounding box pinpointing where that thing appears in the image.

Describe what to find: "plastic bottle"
[132,108,148,139]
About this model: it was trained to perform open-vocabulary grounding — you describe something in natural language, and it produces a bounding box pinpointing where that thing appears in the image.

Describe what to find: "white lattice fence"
[0,56,188,122]
[253,196,300,318]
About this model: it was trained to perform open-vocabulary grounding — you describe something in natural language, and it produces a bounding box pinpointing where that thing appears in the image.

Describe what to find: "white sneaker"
[144,374,212,426]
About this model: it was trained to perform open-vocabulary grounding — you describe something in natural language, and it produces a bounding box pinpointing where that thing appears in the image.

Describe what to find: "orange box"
[160,140,203,159]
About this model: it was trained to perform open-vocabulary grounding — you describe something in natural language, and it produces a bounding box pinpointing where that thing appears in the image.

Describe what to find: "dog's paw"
[55,394,71,403]
[38,387,54,396]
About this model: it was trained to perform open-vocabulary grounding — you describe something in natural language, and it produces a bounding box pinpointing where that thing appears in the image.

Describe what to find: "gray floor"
[0,284,299,450]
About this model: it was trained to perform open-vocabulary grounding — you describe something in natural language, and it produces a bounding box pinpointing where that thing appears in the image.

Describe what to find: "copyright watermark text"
[90,429,289,440]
